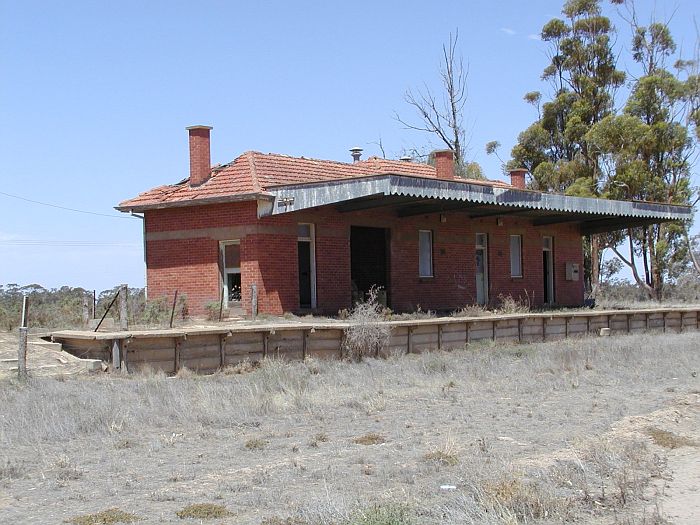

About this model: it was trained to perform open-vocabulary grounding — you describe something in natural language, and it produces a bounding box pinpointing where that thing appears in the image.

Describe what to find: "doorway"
[475,233,489,305]
[298,224,316,309]
[542,236,554,305]
[350,226,389,305]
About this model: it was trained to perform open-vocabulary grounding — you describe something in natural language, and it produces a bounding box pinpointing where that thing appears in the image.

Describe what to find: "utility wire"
[0,190,135,220]
[0,240,140,247]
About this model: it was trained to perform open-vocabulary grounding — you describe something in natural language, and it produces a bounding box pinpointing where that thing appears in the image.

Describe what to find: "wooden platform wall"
[51,308,700,375]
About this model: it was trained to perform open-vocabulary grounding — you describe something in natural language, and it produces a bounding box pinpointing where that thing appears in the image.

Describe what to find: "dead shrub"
[343,287,391,361]
[482,475,566,521]
[451,304,490,317]
[496,293,531,314]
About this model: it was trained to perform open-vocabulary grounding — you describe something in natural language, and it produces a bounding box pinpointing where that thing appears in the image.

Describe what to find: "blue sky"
[1,0,698,291]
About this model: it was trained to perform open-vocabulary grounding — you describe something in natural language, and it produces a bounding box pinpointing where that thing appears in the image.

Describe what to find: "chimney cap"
[185,125,213,131]
[349,146,363,162]
[432,149,454,158]
[399,155,412,162]
[509,167,528,174]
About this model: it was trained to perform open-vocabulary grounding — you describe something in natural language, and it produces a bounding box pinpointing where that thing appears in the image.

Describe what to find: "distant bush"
[0,283,188,330]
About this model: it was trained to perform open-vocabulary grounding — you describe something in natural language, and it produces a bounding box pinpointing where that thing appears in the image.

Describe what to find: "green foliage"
[509,0,699,300]
[584,15,697,299]
[0,284,189,330]
[512,0,624,196]
[459,160,485,180]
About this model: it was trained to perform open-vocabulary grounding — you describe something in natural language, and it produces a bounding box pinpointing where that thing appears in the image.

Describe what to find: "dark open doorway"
[542,236,554,305]
[350,226,389,306]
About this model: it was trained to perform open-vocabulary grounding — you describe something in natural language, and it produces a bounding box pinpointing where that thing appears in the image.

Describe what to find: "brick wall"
[144,201,584,316]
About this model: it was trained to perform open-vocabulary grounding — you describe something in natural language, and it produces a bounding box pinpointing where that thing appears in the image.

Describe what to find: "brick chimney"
[433,150,454,180]
[509,168,527,189]
[186,125,213,186]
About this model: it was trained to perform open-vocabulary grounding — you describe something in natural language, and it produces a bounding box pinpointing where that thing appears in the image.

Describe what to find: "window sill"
[419,276,434,282]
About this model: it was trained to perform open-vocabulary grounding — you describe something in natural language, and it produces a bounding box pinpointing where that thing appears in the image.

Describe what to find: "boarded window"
[510,235,522,277]
[224,243,240,270]
[419,230,433,277]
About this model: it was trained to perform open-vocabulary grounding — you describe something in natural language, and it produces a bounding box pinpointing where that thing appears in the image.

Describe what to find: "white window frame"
[298,223,317,309]
[475,233,489,305]
[418,229,434,278]
[220,240,241,308]
[510,234,523,278]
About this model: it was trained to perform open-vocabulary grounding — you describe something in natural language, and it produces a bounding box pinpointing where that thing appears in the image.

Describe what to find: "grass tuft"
[645,427,699,449]
[245,437,268,450]
[261,517,307,525]
[175,503,232,520]
[353,432,386,445]
[66,508,140,525]
[423,450,459,466]
[348,503,415,525]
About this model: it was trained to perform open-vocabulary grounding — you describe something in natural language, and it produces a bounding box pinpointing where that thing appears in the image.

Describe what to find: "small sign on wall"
[565,262,580,281]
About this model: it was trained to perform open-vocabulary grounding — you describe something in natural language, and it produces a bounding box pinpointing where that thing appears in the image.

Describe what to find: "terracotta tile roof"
[118,151,512,210]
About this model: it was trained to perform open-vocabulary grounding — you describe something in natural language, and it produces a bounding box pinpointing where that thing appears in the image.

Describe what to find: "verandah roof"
[261,174,692,234]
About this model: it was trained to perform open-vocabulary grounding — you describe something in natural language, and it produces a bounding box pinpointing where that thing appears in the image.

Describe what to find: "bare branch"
[395,30,469,166]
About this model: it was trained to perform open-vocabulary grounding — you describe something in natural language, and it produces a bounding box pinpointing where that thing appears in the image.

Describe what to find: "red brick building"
[117,126,691,316]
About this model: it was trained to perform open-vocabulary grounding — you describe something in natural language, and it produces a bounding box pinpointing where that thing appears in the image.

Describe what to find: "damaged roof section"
[117,151,510,212]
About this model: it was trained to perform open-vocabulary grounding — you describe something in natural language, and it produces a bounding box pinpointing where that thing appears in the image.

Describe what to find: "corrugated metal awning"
[260,174,691,233]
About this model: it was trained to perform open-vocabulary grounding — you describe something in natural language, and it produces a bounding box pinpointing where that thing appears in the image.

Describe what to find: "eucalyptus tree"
[586,13,697,299]
[508,0,625,295]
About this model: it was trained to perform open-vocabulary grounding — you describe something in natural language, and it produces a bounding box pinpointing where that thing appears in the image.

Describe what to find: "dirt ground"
[0,331,698,524]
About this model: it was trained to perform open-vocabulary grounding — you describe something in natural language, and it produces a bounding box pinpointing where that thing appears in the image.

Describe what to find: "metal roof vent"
[349,147,363,163]
[399,155,412,162]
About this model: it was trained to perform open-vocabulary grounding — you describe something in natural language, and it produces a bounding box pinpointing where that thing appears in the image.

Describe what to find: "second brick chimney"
[186,125,213,187]
[509,168,528,189]
[433,150,455,180]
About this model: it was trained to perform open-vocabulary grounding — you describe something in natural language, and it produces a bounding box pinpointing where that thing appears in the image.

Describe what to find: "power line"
[0,240,140,247]
[0,190,135,220]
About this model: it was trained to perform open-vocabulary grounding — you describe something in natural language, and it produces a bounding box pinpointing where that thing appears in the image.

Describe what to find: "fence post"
[82,293,90,327]
[18,327,28,380]
[251,283,258,318]
[18,296,29,380]
[119,284,128,331]
[169,290,179,328]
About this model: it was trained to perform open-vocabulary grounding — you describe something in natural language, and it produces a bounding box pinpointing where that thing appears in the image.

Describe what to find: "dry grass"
[175,503,232,520]
[0,332,698,524]
[244,437,267,450]
[644,427,699,449]
[66,508,140,524]
[352,433,386,445]
[342,287,392,360]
